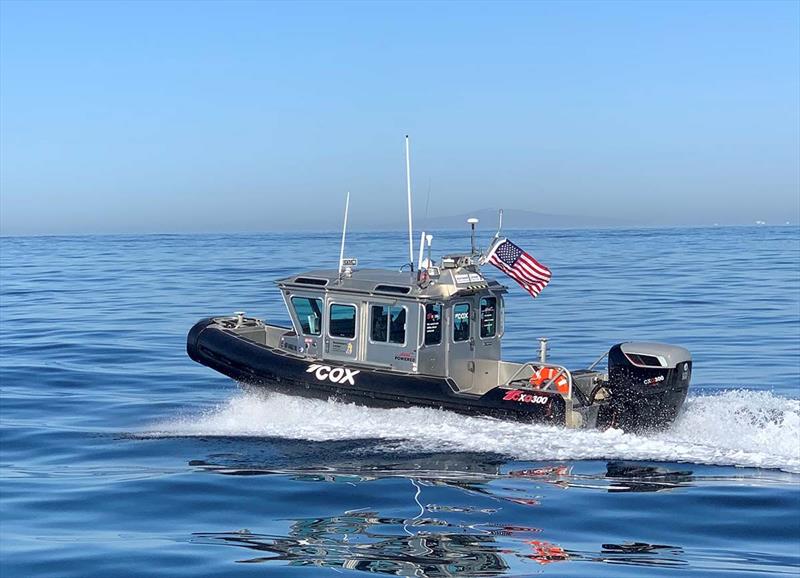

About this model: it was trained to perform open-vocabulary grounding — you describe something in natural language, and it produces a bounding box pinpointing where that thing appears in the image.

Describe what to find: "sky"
[0,0,798,235]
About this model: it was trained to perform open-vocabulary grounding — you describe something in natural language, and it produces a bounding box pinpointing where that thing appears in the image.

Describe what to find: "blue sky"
[1,0,798,234]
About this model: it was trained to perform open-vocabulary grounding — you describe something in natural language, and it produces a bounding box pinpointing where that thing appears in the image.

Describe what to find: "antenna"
[425,234,433,268]
[417,230,426,270]
[468,217,479,255]
[338,191,350,275]
[479,209,504,263]
[405,135,414,270]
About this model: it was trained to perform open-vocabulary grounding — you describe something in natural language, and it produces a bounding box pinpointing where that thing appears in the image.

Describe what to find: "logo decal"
[503,389,549,405]
[643,374,665,385]
[306,364,360,385]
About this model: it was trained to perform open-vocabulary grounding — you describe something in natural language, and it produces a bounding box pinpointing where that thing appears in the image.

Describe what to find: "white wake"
[151,389,800,473]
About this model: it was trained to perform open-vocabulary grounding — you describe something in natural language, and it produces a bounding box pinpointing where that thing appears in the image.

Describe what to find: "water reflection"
[189,451,695,493]
[193,510,687,574]
[597,542,687,567]
[194,512,511,576]
[604,461,694,492]
[189,450,506,484]
[187,450,696,574]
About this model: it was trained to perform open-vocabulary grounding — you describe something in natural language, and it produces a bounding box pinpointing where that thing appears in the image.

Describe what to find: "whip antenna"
[405,135,414,270]
[417,230,426,270]
[338,191,350,275]
[495,208,504,238]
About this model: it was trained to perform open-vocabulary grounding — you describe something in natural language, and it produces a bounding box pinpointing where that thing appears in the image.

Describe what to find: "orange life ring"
[530,367,569,394]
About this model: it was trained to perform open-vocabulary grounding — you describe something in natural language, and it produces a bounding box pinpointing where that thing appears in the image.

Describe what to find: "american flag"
[484,238,551,298]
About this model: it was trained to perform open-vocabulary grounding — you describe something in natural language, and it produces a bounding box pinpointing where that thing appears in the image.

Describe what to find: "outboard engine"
[598,342,692,431]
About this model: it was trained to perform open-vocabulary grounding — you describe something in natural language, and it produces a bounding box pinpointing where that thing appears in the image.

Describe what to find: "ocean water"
[1,226,799,577]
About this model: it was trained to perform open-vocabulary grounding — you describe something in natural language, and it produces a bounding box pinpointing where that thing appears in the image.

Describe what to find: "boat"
[187,139,692,431]
[186,260,691,430]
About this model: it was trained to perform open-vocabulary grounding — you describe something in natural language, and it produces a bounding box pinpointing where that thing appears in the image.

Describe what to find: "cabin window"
[424,303,442,345]
[329,304,356,339]
[453,303,470,342]
[291,296,323,335]
[480,297,497,338]
[389,307,406,344]
[371,305,388,342]
[370,304,406,345]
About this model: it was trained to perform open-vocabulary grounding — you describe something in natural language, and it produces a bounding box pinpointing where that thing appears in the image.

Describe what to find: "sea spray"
[151,389,800,473]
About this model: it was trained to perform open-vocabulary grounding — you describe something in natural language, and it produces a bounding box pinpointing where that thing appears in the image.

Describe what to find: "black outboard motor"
[598,342,692,431]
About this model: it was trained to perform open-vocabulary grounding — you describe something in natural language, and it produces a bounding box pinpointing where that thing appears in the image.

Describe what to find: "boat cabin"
[276,256,508,392]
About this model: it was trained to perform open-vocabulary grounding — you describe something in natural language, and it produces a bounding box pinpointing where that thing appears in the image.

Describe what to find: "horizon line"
[1,222,797,240]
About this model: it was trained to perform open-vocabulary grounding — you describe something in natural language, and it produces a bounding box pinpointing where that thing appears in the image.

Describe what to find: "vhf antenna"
[338,191,350,276]
[405,135,414,271]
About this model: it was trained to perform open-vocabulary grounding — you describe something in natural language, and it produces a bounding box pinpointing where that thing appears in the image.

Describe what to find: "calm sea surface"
[1,226,799,577]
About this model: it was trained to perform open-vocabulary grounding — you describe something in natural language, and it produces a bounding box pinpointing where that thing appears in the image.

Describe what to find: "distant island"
[278,207,795,233]
[338,207,632,232]
[415,208,631,230]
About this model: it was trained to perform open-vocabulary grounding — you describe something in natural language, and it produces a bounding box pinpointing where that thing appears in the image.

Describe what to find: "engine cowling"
[599,342,692,431]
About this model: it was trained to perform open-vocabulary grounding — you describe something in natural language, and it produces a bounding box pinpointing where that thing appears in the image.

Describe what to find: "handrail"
[588,351,609,371]
[504,361,573,400]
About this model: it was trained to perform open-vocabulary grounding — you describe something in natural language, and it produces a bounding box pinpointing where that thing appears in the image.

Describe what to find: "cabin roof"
[276,266,507,300]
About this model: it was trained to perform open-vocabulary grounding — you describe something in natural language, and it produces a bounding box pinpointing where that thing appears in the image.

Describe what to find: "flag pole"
[405,135,414,270]
[480,209,505,264]
[338,191,350,276]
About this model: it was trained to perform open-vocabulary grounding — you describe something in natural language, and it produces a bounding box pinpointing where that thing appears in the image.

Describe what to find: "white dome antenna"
[467,217,479,255]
